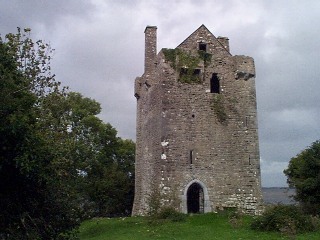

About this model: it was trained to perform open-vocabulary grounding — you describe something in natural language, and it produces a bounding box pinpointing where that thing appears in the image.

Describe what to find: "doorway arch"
[181,180,211,213]
[187,182,204,213]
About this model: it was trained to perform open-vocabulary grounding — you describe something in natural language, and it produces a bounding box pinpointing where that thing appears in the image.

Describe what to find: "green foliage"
[151,207,186,223]
[284,140,320,214]
[39,91,135,218]
[211,95,228,124]
[251,205,318,234]
[84,137,135,217]
[0,28,135,239]
[146,188,183,225]
[0,28,87,240]
[177,50,201,84]
[227,209,244,229]
[162,48,213,84]
[197,50,212,67]
[5,27,62,98]
[147,187,162,216]
[0,29,81,240]
[162,48,177,68]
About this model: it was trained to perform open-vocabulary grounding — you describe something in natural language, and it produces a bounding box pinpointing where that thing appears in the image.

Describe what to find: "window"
[180,67,188,76]
[189,150,194,164]
[179,68,201,83]
[210,73,220,93]
[193,69,201,76]
[180,68,201,77]
[199,43,207,52]
[245,116,249,128]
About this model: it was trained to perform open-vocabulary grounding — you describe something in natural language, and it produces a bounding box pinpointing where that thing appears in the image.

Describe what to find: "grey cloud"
[0,0,95,34]
[1,0,319,187]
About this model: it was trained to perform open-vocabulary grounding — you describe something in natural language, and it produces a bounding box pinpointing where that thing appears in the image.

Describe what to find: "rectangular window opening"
[199,43,207,52]
[245,116,249,128]
[189,150,194,164]
[180,67,188,76]
[180,68,201,77]
[193,69,201,76]
[210,73,220,93]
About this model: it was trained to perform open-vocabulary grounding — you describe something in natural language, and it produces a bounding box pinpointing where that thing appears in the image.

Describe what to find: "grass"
[78,213,320,240]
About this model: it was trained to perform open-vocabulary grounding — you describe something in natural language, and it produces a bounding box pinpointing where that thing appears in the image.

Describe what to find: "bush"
[227,209,244,229]
[251,205,318,234]
[284,140,320,215]
[150,207,186,223]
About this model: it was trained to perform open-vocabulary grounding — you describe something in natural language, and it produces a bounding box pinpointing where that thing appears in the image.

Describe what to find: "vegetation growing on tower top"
[162,48,212,84]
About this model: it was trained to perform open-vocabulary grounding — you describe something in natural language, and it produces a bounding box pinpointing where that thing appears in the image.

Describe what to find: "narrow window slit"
[245,116,249,127]
[190,150,194,164]
[210,73,220,93]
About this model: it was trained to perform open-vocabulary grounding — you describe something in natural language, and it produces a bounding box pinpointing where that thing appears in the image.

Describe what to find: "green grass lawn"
[78,213,320,240]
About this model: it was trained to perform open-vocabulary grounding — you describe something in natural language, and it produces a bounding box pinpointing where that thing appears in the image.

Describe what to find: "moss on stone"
[177,51,201,84]
[198,50,212,67]
[162,48,212,84]
[211,95,228,124]
[179,72,201,84]
[163,48,178,69]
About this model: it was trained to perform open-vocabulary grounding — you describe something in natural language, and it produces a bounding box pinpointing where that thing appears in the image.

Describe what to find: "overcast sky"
[1,0,319,187]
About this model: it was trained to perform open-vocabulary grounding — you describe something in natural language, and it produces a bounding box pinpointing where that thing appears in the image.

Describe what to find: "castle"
[133,25,263,215]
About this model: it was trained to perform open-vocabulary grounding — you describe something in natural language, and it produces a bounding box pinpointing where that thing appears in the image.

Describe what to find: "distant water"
[262,188,296,205]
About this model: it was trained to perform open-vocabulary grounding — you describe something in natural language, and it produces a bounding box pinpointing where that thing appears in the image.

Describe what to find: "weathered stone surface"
[133,25,263,216]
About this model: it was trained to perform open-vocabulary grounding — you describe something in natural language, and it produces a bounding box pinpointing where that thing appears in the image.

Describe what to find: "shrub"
[149,207,186,223]
[284,140,320,215]
[228,209,244,229]
[251,205,317,234]
[147,188,162,216]
[156,207,186,222]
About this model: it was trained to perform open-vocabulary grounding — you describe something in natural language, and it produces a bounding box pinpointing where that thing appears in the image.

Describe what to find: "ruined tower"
[133,25,263,215]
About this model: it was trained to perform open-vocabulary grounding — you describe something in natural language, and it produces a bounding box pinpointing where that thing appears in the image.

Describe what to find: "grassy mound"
[78,212,320,240]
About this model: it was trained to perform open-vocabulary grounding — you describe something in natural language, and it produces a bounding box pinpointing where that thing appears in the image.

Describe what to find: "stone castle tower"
[133,25,263,215]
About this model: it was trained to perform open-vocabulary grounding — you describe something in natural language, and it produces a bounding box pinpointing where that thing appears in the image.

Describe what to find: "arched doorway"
[187,182,204,213]
[181,180,211,214]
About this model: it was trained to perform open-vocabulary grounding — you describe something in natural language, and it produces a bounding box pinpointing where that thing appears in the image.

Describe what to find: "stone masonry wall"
[133,25,263,216]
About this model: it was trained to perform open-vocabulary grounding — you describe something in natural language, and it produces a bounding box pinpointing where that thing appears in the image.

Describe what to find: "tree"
[0,29,81,240]
[284,140,320,214]
[84,135,135,217]
[0,38,38,239]
[42,91,136,217]
[42,91,135,217]
[0,28,135,239]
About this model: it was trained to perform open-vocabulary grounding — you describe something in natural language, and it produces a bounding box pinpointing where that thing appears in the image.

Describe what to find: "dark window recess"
[193,69,201,76]
[199,43,207,52]
[180,68,201,77]
[180,67,188,76]
[249,155,251,165]
[210,73,220,93]
[245,116,249,127]
[189,150,194,164]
